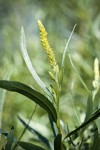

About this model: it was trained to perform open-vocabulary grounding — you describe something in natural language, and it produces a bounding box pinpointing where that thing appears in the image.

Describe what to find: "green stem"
[56,74,61,134]
[57,91,61,133]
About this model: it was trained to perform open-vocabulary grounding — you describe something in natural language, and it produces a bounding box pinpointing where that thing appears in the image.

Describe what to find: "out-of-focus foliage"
[0,0,100,148]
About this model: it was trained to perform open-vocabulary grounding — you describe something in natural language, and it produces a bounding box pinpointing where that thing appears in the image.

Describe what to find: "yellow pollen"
[38,20,59,73]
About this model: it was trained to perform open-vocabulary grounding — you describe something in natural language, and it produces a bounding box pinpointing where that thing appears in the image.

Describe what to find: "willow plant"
[0,20,100,150]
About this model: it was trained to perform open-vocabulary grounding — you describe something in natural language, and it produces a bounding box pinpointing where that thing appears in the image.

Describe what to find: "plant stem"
[56,73,61,134]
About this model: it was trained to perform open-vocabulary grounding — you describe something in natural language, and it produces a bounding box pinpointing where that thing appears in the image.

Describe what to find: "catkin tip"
[38,20,59,73]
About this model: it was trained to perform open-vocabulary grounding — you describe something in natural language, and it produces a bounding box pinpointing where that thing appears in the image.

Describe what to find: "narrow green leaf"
[0,80,57,123]
[64,110,100,140]
[61,24,76,67]
[68,50,89,93]
[18,141,46,150]
[18,105,37,140]
[5,127,14,150]
[13,106,37,150]
[91,128,100,150]
[54,134,62,150]
[60,25,76,87]
[48,116,56,138]
[20,27,52,98]
[18,116,50,148]
[58,66,64,87]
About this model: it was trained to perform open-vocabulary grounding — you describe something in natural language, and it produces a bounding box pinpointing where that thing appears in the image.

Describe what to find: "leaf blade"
[0,80,57,123]
[61,24,76,67]
[18,141,46,150]
[64,110,100,140]
[54,134,62,150]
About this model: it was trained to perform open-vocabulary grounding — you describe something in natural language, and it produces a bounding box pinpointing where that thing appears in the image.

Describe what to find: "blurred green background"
[0,0,100,147]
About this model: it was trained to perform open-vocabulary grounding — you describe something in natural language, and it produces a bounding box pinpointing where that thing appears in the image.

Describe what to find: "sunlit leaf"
[20,27,52,98]
[61,24,76,67]
[18,141,46,150]
[60,25,76,86]
[0,80,57,123]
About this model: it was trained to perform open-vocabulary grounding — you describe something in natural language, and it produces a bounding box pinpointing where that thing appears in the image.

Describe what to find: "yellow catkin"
[38,20,59,73]
[93,58,99,88]
[94,58,99,81]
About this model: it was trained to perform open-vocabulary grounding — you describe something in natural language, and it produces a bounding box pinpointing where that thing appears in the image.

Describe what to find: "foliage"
[0,20,100,150]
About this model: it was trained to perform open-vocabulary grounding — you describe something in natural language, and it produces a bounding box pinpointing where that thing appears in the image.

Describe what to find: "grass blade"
[18,105,37,141]
[0,80,57,123]
[64,109,100,140]
[48,116,56,138]
[18,116,50,148]
[18,141,46,150]
[13,105,37,150]
[61,24,76,67]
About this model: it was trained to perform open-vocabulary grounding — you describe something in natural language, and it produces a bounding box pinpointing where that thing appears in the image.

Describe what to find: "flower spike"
[38,20,59,73]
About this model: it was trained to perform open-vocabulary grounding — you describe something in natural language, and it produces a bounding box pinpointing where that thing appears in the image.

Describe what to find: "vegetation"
[0,19,100,149]
[0,0,100,149]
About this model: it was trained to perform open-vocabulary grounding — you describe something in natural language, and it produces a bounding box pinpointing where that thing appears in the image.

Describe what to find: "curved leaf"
[48,116,56,138]
[64,109,100,140]
[0,80,57,123]
[20,27,52,98]
[61,24,76,67]
[54,134,62,150]
[18,141,46,150]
